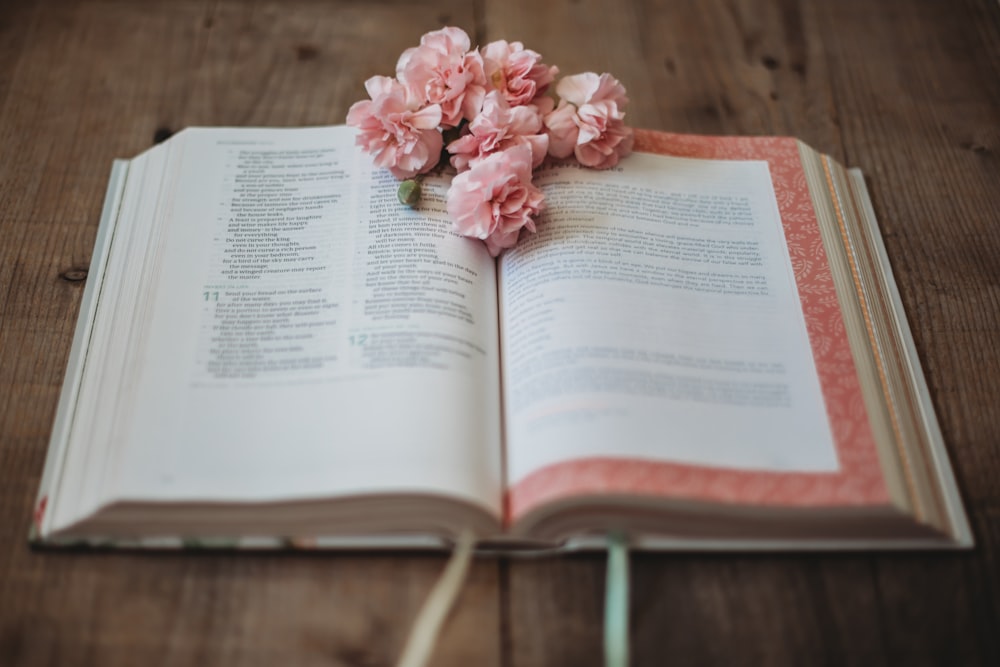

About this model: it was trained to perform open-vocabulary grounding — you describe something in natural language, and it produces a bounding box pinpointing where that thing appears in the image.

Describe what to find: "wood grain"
[489,0,1000,665]
[0,3,501,667]
[1,0,998,665]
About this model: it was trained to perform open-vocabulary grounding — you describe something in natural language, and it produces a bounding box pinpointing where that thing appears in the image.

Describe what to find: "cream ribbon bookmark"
[396,530,476,667]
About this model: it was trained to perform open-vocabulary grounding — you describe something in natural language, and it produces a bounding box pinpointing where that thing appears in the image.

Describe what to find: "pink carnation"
[544,72,634,169]
[446,91,549,171]
[397,27,487,128]
[481,40,558,107]
[446,144,544,256]
[346,75,444,179]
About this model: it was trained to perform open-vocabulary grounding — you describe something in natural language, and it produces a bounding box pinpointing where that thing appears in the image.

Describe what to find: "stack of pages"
[33,126,971,550]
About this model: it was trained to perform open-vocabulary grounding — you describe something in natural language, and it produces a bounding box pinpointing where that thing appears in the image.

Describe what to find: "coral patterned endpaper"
[507,129,891,523]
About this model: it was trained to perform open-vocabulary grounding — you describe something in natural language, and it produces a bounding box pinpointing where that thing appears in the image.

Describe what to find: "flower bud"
[397,179,422,207]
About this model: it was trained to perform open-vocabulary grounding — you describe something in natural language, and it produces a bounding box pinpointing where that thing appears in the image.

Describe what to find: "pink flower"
[346,75,444,179]
[543,102,580,159]
[481,40,558,107]
[397,27,487,127]
[446,144,544,256]
[557,71,629,109]
[446,91,550,171]
[543,72,634,169]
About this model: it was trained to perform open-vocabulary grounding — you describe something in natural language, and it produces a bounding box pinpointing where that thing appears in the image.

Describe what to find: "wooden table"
[2,1,998,664]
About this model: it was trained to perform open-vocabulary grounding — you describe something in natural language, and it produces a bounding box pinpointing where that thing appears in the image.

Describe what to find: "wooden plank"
[1,0,999,665]
[818,0,1000,501]
[488,0,1000,665]
[482,0,842,152]
[817,1,1000,662]
[2,551,499,667]
[0,2,500,667]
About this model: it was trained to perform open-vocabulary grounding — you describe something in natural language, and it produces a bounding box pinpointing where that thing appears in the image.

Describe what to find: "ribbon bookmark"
[604,532,630,667]
[396,531,629,667]
[396,531,476,667]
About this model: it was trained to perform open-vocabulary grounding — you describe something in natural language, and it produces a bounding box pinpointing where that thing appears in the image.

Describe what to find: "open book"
[33,126,971,550]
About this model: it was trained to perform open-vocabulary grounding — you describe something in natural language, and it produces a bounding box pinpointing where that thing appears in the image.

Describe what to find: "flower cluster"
[347,27,633,256]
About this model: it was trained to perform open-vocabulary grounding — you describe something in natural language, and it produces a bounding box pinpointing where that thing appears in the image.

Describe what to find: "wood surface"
[1,0,998,664]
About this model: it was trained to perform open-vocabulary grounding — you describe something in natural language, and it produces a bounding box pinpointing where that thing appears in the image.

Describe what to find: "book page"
[500,153,839,490]
[105,127,501,516]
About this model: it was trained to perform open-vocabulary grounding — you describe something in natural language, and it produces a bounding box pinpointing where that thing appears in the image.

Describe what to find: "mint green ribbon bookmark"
[604,532,630,667]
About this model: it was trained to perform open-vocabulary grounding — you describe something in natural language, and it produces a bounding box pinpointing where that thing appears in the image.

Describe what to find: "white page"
[500,153,839,485]
[105,127,501,516]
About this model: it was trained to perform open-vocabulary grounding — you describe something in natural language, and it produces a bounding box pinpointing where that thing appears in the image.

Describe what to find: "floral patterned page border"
[507,129,889,522]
